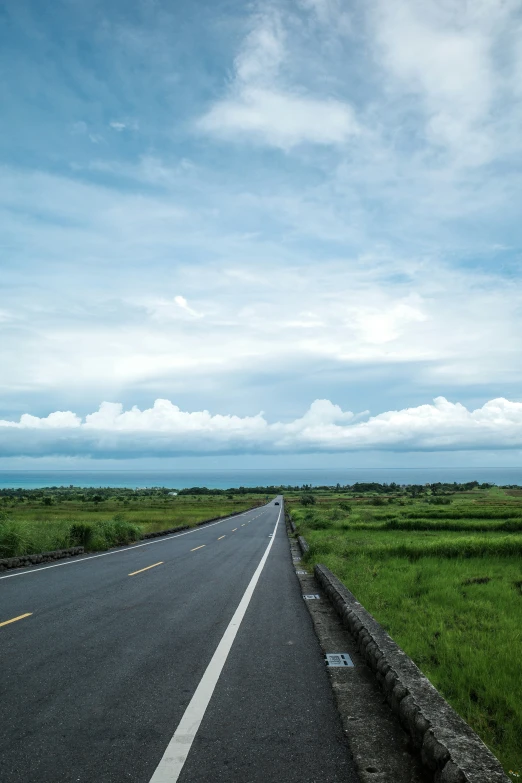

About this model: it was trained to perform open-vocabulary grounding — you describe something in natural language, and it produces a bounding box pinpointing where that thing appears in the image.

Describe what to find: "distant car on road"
[274,501,279,505]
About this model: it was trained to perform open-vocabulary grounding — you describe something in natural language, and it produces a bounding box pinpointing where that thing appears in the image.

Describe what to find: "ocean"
[0,468,521,490]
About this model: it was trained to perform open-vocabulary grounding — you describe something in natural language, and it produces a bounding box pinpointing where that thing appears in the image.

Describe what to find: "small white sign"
[303,594,320,600]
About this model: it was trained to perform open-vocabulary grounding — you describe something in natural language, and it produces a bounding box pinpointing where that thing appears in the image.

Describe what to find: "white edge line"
[149,505,281,783]
[0,505,270,580]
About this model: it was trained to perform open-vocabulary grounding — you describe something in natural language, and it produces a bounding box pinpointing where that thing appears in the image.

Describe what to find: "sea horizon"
[1,467,522,490]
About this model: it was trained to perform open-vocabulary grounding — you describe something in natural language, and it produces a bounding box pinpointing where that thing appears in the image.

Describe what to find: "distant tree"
[300,493,315,506]
[42,497,53,506]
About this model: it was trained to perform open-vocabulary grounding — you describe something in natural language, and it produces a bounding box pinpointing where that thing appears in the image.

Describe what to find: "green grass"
[289,493,522,775]
[0,493,264,557]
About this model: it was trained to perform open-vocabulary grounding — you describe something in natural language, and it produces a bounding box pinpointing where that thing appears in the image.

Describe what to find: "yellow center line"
[191,545,206,552]
[128,562,163,577]
[0,612,32,628]
[217,535,226,540]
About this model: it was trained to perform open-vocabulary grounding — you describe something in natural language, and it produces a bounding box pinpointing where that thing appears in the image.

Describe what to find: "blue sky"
[2,0,522,468]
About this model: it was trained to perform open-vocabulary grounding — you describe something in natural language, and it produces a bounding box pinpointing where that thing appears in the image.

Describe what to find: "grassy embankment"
[0,486,266,557]
[287,486,522,776]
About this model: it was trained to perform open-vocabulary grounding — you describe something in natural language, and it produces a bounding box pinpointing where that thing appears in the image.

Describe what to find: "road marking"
[128,562,163,577]
[190,545,205,552]
[241,524,245,526]
[149,506,281,783]
[217,536,226,540]
[0,612,32,628]
[0,507,266,581]
[231,528,237,532]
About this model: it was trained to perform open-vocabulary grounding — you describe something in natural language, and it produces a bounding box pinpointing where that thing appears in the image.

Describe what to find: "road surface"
[0,498,359,782]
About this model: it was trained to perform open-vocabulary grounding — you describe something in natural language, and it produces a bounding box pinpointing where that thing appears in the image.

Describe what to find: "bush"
[0,517,29,557]
[69,522,94,548]
[307,516,330,530]
[112,519,142,545]
[300,493,315,506]
[69,519,142,551]
[339,502,351,512]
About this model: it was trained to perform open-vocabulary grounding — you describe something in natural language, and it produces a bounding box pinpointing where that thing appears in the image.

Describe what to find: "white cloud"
[369,0,521,165]
[174,295,202,318]
[2,162,522,404]
[3,396,522,457]
[109,121,127,132]
[11,411,82,430]
[354,300,427,345]
[199,87,359,149]
[234,9,286,84]
[197,8,360,148]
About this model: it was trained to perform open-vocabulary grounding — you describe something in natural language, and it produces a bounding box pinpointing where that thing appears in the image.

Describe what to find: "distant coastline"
[1,467,521,490]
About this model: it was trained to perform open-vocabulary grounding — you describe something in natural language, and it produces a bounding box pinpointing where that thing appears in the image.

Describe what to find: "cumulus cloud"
[2,397,522,458]
[197,9,359,148]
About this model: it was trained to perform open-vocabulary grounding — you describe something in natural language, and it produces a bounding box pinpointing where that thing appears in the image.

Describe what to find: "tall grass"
[0,495,261,557]
[0,514,142,556]
[289,499,522,774]
[389,508,522,520]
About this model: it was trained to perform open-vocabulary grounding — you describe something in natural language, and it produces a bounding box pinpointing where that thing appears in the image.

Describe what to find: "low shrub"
[69,522,94,548]
[0,516,29,557]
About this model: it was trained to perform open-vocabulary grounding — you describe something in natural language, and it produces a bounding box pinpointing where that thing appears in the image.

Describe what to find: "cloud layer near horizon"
[2,397,522,458]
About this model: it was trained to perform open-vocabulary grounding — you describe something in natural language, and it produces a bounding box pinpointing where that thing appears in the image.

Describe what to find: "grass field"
[287,487,522,776]
[0,487,266,557]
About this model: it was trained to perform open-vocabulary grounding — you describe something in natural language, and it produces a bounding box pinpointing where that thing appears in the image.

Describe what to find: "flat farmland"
[287,486,522,775]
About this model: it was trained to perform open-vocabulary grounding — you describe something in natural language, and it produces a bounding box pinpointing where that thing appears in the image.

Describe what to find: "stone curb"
[0,546,84,571]
[297,534,309,555]
[284,507,296,534]
[314,562,509,783]
[0,505,263,572]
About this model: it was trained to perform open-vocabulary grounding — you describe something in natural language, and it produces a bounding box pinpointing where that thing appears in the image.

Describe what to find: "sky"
[2,0,522,470]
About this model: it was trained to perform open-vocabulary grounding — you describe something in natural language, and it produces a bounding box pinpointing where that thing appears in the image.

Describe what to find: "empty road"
[0,498,359,782]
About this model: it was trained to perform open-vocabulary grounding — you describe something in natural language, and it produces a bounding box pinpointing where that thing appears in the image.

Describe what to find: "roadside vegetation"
[0,486,268,557]
[287,482,522,775]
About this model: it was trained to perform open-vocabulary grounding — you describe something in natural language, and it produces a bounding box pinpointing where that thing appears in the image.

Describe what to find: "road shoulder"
[288,527,429,783]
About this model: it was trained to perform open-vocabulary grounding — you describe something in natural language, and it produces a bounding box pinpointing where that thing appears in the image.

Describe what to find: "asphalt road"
[0,498,359,782]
